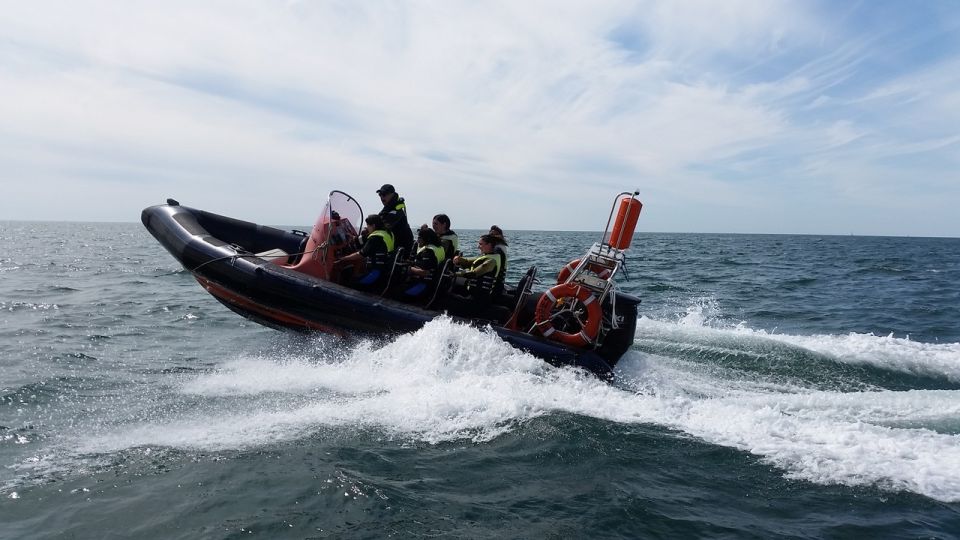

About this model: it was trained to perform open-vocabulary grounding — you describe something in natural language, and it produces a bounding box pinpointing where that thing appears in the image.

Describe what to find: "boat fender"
[555,258,612,284]
[534,283,602,347]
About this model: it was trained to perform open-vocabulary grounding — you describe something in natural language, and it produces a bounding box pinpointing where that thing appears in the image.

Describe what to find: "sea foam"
[28,314,960,503]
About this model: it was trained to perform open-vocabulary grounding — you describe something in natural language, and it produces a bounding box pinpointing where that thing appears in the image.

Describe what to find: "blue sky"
[1,1,958,236]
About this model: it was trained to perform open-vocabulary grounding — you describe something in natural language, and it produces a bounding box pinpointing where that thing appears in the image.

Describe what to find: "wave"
[617,356,960,502]
[619,303,960,502]
[636,299,960,384]
[0,301,61,312]
[8,313,960,503]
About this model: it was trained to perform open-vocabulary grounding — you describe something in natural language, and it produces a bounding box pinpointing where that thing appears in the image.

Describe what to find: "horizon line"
[1,219,957,240]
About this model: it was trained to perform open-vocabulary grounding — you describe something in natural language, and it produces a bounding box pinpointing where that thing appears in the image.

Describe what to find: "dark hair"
[480,234,505,246]
[486,226,507,246]
[417,227,440,245]
[433,214,451,228]
[365,214,385,228]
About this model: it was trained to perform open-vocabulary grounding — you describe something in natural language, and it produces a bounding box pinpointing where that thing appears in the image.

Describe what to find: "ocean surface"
[2,221,959,539]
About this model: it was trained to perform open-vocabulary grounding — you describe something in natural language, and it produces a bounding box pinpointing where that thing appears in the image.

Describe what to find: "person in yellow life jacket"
[443,234,507,318]
[400,227,445,300]
[376,184,414,256]
[487,225,508,294]
[336,214,395,290]
[431,213,459,262]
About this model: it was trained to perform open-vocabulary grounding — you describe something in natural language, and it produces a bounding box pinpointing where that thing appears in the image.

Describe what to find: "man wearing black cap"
[376,184,414,255]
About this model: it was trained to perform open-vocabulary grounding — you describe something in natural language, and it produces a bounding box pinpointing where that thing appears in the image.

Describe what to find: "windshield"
[322,190,363,236]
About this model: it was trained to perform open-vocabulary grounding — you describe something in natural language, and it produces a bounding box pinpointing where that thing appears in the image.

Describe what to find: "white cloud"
[0,1,957,235]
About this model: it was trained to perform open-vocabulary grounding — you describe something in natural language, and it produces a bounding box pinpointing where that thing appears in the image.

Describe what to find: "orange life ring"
[534,283,602,347]
[555,258,613,284]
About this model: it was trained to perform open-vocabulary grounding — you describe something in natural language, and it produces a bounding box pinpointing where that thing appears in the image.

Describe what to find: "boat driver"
[335,214,396,290]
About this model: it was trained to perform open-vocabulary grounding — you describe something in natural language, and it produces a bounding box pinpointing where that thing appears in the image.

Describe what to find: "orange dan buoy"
[608,196,642,250]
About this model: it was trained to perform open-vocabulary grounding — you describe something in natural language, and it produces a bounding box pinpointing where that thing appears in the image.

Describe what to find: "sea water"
[1,222,959,538]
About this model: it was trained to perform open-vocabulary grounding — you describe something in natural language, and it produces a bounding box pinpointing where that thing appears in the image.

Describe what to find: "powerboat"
[141,190,643,378]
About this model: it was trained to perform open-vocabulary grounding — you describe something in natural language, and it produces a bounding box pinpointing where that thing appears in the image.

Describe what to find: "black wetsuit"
[379,195,414,255]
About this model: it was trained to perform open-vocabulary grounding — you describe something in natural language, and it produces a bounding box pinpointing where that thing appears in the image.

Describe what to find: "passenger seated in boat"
[398,227,445,300]
[334,214,396,291]
[431,214,459,262]
[487,225,508,296]
[442,234,507,319]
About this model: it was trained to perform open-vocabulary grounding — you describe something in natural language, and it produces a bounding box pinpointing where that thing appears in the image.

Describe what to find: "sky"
[1,1,958,236]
